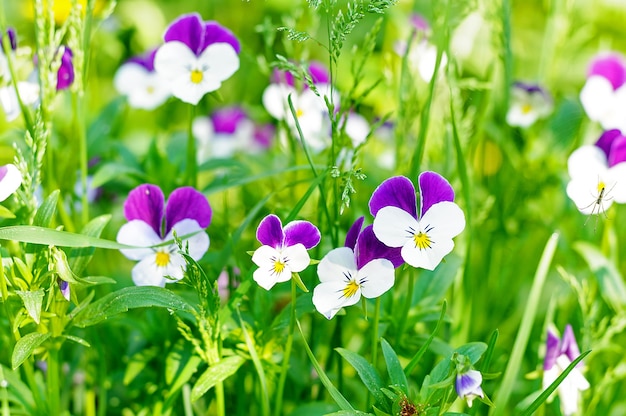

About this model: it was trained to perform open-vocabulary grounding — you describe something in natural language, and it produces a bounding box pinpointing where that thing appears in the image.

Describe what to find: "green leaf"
[91,163,148,188]
[124,347,159,385]
[68,215,111,276]
[381,338,408,395]
[0,205,16,219]
[16,290,45,324]
[336,347,385,404]
[190,355,246,401]
[165,342,202,395]
[72,286,195,327]
[574,241,626,311]
[32,190,59,227]
[0,225,131,249]
[11,332,50,369]
[405,301,447,375]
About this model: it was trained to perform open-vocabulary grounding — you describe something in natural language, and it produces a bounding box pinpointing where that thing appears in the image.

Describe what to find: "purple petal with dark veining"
[256,214,284,248]
[284,220,320,249]
[164,13,205,55]
[543,329,560,370]
[595,129,621,159]
[56,47,74,91]
[344,216,365,249]
[608,134,626,167]
[369,176,417,218]
[588,52,626,90]
[561,324,583,366]
[201,21,240,54]
[419,171,455,217]
[124,184,165,236]
[211,107,247,134]
[127,48,158,72]
[309,61,330,85]
[165,187,212,233]
[355,225,404,269]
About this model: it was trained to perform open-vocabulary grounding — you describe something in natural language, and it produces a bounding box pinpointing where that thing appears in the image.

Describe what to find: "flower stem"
[397,272,415,341]
[187,104,197,188]
[47,345,60,416]
[366,297,381,409]
[273,276,297,416]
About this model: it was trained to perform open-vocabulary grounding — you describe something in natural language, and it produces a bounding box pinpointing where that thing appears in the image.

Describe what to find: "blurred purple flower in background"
[506,82,553,127]
[114,48,171,109]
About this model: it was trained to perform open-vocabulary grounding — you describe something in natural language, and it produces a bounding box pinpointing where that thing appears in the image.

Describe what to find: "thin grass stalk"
[491,233,559,415]
[404,300,447,375]
[366,297,382,409]
[237,307,270,416]
[187,104,197,188]
[273,277,298,416]
[396,270,416,341]
[46,345,60,416]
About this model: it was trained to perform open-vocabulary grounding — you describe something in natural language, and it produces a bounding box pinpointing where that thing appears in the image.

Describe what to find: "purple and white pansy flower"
[116,184,212,287]
[0,163,22,202]
[580,52,626,133]
[506,82,553,128]
[251,214,321,290]
[370,172,465,270]
[312,217,403,319]
[543,325,589,416]
[566,130,626,216]
[114,48,171,110]
[192,106,253,161]
[154,13,240,105]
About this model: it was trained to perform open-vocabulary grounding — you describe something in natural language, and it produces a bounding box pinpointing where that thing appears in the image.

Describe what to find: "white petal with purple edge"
[117,220,163,261]
[373,206,418,248]
[0,164,22,202]
[358,259,395,299]
[282,243,310,273]
[312,279,361,320]
[165,219,209,261]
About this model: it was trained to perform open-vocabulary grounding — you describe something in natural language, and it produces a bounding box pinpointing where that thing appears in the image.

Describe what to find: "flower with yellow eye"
[154,13,240,105]
[506,82,553,128]
[116,184,212,287]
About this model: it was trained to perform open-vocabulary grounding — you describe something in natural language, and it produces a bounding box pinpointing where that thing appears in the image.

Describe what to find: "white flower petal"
[154,41,196,80]
[358,259,395,299]
[161,252,187,283]
[373,206,419,248]
[131,255,168,287]
[0,86,20,121]
[252,245,291,290]
[198,43,239,83]
[117,220,163,260]
[312,279,361,319]
[282,243,311,273]
[317,247,357,283]
[567,145,607,180]
[166,219,209,261]
[262,83,294,120]
[0,163,22,202]
[580,76,615,124]
[114,63,149,96]
[420,201,466,240]
[607,162,626,203]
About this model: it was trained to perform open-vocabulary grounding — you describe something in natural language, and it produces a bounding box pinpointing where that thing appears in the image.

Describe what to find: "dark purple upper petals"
[588,52,626,90]
[308,61,330,85]
[284,220,321,249]
[561,324,582,364]
[355,225,404,269]
[513,81,545,94]
[56,46,74,91]
[165,187,212,234]
[595,129,621,159]
[369,176,417,218]
[256,214,284,248]
[164,13,205,55]
[543,329,561,370]
[127,48,158,72]
[344,216,365,250]
[211,107,247,134]
[607,133,626,167]
[271,68,295,87]
[124,184,165,236]
[419,171,455,217]
[201,21,240,54]
[0,165,7,182]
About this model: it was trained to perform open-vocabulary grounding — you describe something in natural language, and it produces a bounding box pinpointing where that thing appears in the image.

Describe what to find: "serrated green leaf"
[336,347,385,404]
[16,289,45,324]
[11,332,50,369]
[381,338,408,395]
[72,286,195,327]
[191,355,245,401]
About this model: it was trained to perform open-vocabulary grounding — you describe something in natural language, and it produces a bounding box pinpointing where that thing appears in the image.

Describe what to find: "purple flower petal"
[127,48,158,72]
[253,124,275,148]
[58,279,70,301]
[355,225,404,269]
[561,324,582,365]
[165,187,212,234]
[0,165,7,182]
[164,13,205,55]
[410,13,430,33]
[284,220,321,249]
[543,329,560,370]
[344,216,365,250]
[608,134,626,167]
[124,184,165,237]
[211,106,247,134]
[271,68,295,86]
[56,47,74,91]
[369,176,417,218]
[2,27,17,51]
[588,52,626,90]
[308,61,330,85]
[202,21,240,54]
[595,129,622,159]
[256,214,284,248]
[419,171,455,217]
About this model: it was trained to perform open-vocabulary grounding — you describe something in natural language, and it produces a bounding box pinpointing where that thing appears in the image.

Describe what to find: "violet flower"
[0,163,22,202]
[251,214,320,290]
[192,106,252,160]
[154,13,240,105]
[312,217,402,319]
[114,48,171,110]
[56,46,74,90]
[370,172,465,270]
[116,184,212,287]
[580,52,626,132]
[455,369,484,408]
[506,82,553,127]
[543,325,590,416]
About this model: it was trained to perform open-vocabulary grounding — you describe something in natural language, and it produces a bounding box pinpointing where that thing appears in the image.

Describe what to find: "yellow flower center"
[155,251,170,267]
[273,259,286,274]
[521,103,533,114]
[413,231,432,250]
[343,280,360,298]
[597,181,606,194]
[190,69,204,84]
[296,108,304,118]
[146,85,155,95]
